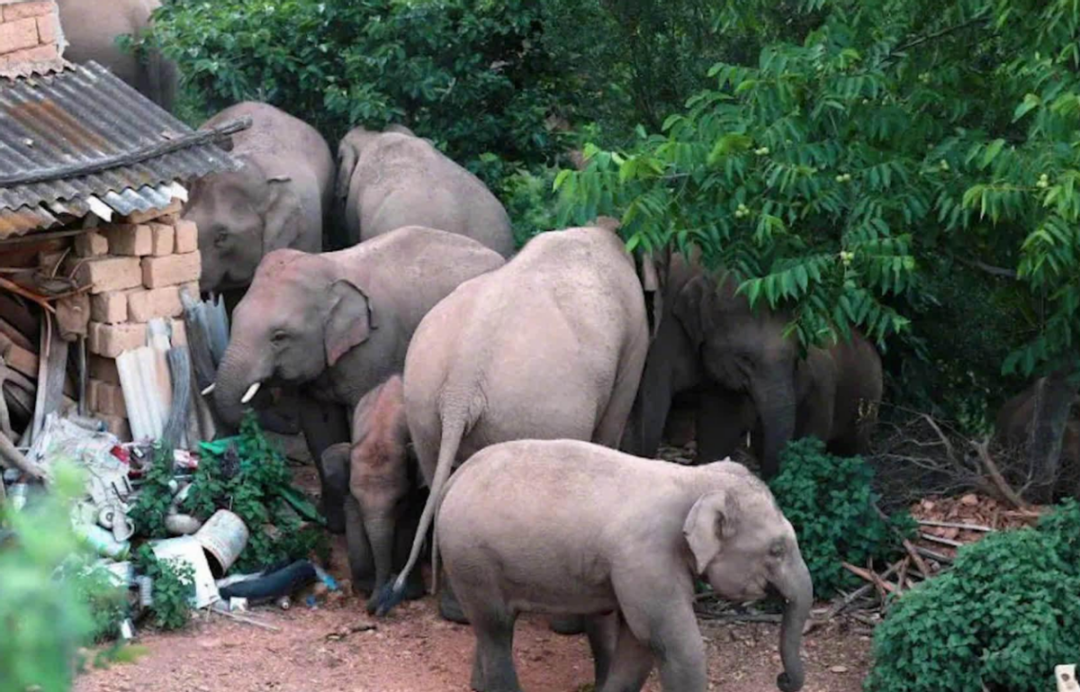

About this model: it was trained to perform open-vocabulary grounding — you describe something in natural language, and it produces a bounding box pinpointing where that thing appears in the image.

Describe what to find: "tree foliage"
[556,0,1080,387]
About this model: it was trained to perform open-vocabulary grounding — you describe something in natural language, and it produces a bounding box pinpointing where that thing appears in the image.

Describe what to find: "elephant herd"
[72,12,1069,691]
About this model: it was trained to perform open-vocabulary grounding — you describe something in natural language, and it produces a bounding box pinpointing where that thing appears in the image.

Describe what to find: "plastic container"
[194,509,249,576]
[78,523,129,560]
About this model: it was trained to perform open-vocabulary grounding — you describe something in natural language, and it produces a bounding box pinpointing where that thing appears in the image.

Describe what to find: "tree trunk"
[1026,369,1080,503]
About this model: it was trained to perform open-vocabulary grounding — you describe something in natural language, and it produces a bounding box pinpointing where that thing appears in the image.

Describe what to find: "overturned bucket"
[194,509,248,576]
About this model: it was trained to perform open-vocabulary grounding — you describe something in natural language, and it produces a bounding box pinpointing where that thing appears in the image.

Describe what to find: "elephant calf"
[438,440,811,692]
[321,375,425,611]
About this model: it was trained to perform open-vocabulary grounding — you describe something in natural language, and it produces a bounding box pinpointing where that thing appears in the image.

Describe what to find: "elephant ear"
[260,173,304,253]
[672,274,712,351]
[636,245,670,340]
[683,491,735,575]
[325,279,377,368]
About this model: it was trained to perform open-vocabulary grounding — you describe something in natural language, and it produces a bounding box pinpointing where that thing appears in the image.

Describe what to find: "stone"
[3,2,56,20]
[101,224,152,256]
[90,291,128,324]
[73,231,108,257]
[127,286,182,322]
[88,378,127,417]
[148,223,175,257]
[70,257,142,294]
[0,17,39,54]
[142,252,201,288]
[88,322,147,358]
[174,219,198,253]
[88,354,121,385]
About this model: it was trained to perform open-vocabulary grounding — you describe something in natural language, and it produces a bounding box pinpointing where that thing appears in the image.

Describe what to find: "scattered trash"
[119,619,136,641]
[195,509,249,576]
[229,597,248,612]
[148,535,219,608]
[277,596,291,610]
[136,575,154,607]
[77,522,130,560]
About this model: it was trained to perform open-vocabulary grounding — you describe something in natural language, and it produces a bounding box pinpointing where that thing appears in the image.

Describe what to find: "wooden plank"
[0,316,34,352]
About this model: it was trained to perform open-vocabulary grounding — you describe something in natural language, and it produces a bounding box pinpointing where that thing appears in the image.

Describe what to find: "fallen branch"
[874,502,935,577]
[842,562,897,594]
[897,557,910,594]
[972,439,1029,510]
[211,608,281,632]
[914,546,954,564]
[0,276,55,314]
[917,519,993,533]
[0,431,45,480]
[919,532,966,548]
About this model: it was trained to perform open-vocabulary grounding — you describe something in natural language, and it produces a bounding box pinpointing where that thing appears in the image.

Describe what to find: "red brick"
[37,249,65,271]
[0,17,39,53]
[97,414,131,442]
[88,321,147,358]
[4,2,56,20]
[148,223,175,256]
[89,291,128,324]
[35,12,56,43]
[127,286,182,322]
[73,231,108,257]
[102,224,152,256]
[1,43,57,63]
[88,354,121,385]
[142,252,200,288]
[70,256,142,294]
[174,219,198,253]
[88,378,127,417]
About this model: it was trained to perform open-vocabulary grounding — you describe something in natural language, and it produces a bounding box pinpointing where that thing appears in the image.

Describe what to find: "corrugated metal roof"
[0,61,239,238]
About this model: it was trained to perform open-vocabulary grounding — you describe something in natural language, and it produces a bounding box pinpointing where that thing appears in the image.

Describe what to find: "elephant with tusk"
[211,226,505,533]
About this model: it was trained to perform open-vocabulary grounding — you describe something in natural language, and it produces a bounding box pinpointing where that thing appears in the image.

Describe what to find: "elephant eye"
[769,540,786,557]
[271,330,288,344]
[214,229,229,247]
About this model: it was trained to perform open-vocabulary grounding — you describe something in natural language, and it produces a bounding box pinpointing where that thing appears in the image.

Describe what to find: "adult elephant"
[378,225,656,621]
[995,379,1080,498]
[57,0,178,111]
[626,253,883,479]
[336,126,514,257]
[183,102,335,297]
[211,227,505,533]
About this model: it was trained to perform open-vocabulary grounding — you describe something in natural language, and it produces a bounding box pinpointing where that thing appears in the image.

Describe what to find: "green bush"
[133,546,195,631]
[768,438,912,598]
[148,0,571,188]
[0,465,101,692]
[865,501,1080,692]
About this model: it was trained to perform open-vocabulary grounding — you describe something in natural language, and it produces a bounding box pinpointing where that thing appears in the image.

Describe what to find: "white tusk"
[241,382,261,404]
[201,383,216,396]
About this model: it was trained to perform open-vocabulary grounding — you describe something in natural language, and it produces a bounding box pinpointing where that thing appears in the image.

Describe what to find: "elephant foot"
[403,572,426,602]
[351,577,375,596]
[439,588,470,625]
[548,615,586,636]
[319,497,346,535]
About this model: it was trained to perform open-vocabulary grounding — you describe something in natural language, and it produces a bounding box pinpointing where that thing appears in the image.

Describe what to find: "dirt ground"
[74,435,874,692]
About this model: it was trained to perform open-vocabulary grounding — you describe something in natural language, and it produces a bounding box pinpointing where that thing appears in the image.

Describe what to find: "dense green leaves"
[866,501,1080,692]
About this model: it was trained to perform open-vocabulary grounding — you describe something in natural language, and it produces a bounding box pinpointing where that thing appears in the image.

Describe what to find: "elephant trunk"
[363,512,397,614]
[751,373,797,479]
[775,555,812,692]
[213,341,270,429]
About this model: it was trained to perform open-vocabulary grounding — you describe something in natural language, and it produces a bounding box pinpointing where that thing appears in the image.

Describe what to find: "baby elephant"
[322,376,425,611]
[437,440,811,692]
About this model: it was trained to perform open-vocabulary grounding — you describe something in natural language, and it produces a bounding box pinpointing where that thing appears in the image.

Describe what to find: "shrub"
[134,546,195,631]
[768,437,911,598]
[865,500,1080,692]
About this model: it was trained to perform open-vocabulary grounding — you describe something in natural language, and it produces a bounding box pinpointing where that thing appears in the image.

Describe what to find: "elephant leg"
[695,390,754,464]
[299,397,350,534]
[549,615,586,636]
[585,612,619,688]
[596,616,653,692]
[344,495,375,594]
[394,492,427,601]
[439,576,470,624]
[468,607,520,692]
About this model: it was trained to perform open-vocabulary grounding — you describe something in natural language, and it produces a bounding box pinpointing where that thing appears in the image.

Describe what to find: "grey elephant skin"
[995,378,1080,497]
[212,226,506,532]
[627,252,883,478]
[336,126,515,257]
[320,375,425,610]
[437,439,812,692]
[57,0,178,112]
[382,226,654,617]
[183,102,335,296]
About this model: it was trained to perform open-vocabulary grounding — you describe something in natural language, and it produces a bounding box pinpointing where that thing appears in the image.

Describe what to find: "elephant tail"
[335,141,360,208]
[375,413,467,617]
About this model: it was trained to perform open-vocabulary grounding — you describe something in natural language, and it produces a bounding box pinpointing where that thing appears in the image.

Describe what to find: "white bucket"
[195,509,249,576]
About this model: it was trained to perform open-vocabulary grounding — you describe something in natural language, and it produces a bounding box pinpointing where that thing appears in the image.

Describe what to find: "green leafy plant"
[183,412,328,572]
[865,500,1080,692]
[768,437,912,598]
[65,561,129,642]
[0,465,99,692]
[129,445,180,539]
[133,546,194,631]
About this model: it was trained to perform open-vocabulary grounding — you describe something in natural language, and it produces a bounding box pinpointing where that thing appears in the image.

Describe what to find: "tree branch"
[959,257,1017,279]
[891,15,991,56]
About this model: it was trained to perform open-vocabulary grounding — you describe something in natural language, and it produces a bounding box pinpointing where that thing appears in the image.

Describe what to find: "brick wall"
[59,200,201,441]
[0,0,62,69]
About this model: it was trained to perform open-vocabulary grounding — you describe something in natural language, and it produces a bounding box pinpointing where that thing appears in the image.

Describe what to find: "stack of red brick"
[64,203,200,440]
[0,0,61,69]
